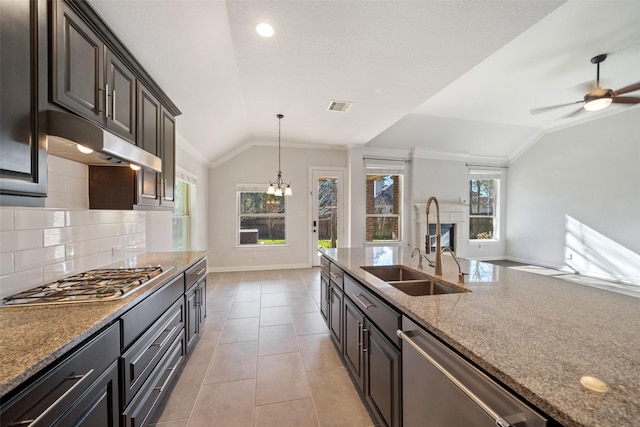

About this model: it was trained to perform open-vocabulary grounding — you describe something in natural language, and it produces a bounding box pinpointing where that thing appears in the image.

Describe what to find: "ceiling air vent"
[327,100,353,112]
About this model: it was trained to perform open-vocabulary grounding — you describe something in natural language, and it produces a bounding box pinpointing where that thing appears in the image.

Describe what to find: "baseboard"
[207,262,313,273]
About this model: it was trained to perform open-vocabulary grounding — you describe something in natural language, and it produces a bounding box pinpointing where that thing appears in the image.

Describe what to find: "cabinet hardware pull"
[352,293,375,309]
[362,327,369,352]
[150,326,176,348]
[329,271,339,280]
[357,321,363,348]
[195,268,206,276]
[23,369,94,426]
[104,83,109,118]
[153,364,178,393]
[325,285,332,302]
[111,89,116,119]
[397,330,514,427]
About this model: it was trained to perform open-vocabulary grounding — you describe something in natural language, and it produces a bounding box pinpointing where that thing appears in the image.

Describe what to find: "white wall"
[506,107,640,283]
[208,145,347,271]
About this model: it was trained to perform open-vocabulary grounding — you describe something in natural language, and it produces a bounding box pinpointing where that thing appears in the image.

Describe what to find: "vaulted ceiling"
[88,0,640,165]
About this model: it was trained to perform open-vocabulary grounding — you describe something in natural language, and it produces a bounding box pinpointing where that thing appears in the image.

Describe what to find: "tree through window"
[469,171,500,240]
[366,173,402,242]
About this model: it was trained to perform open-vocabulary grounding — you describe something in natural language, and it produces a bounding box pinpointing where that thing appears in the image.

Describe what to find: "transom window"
[238,190,286,245]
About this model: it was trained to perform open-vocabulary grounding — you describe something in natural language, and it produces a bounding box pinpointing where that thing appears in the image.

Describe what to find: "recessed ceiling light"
[255,22,274,38]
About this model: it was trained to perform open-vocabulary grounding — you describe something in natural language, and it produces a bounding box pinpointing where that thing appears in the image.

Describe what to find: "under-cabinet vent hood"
[47,110,162,173]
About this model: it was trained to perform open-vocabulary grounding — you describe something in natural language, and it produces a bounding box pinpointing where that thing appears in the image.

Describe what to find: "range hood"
[47,110,162,173]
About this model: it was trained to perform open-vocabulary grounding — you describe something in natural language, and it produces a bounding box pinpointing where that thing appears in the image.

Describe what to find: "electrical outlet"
[567,253,573,260]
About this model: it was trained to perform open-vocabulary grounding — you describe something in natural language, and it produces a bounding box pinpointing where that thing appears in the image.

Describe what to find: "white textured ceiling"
[87,0,640,165]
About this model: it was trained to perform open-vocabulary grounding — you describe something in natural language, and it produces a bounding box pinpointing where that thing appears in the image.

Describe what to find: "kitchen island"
[321,246,640,427]
[0,251,207,399]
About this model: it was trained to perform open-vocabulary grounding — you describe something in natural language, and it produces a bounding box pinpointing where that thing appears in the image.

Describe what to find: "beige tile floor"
[149,268,375,427]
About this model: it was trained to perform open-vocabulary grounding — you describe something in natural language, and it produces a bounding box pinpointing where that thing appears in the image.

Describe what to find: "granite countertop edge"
[0,250,208,399]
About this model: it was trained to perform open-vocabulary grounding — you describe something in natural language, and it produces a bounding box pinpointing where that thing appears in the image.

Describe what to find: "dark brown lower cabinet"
[320,273,330,321]
[343,296,365,388]
[0,323,120,427]
[365,321,401,427]
[185,277,206,353]
[329,284,343,348]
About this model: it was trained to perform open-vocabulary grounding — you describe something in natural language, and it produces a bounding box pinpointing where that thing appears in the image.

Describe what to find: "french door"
[311,168,345,266]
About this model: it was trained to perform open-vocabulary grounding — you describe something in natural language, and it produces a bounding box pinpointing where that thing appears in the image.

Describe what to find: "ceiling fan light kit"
[532,53,640,115]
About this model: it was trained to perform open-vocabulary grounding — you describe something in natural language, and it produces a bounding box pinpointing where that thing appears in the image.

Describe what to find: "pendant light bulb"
[266,114,292,197]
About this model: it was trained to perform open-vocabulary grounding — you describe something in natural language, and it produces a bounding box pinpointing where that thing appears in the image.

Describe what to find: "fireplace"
[414,202,466,257]
[428,223,455,252]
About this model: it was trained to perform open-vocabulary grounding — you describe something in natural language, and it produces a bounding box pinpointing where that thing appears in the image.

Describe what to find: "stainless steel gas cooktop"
[0,266,172,307]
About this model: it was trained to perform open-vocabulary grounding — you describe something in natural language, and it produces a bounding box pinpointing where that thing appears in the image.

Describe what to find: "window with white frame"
[469,170,501,240]
[172,179,191,251]
[365,163,404,243]
[238,186,286,245]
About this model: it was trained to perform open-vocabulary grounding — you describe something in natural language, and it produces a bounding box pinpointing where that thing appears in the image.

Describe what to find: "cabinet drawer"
[329,263,344,290]
[121,273,184,349]
[185,258,207,290]
[344,275,401,347]
[0,323,119,427]
[320,257,330,276]
[122,332,185,427]
[121,298,185,406]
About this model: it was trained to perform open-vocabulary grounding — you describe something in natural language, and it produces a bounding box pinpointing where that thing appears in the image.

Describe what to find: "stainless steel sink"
[360,265,429,282]
[388,279,465,296]
[361,265,469,296]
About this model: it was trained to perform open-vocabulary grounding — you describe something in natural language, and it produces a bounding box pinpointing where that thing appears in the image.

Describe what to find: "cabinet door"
[185,286,198,352]
[105,49,136,142]
[0,0,47,203]
[136,83,161,206]
[198,279,207,326]
[52,0,105,126]
[319,274,330,322]
[53,361,119,427]
[160,108,176,206]
[329,285,343,348]
[343,297,365,389]
[365,322,401,427]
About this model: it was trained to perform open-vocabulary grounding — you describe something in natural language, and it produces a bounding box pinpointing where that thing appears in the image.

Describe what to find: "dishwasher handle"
[397,329,516,427]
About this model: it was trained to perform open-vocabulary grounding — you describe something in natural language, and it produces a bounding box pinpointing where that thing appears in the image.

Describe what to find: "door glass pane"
[318,177,338,248]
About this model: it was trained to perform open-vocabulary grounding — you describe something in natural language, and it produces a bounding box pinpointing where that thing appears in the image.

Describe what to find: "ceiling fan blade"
[530,100,583,115]
[612,82,640,96]
[562,107,585,119]
[612,96,640,104]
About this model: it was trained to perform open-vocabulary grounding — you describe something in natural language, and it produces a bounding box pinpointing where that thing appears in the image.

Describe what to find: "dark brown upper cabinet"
[105,50,136,142]
[0,0,48,206]
[135,83,176,208]
[136,83,162,206]
[52,0,136,143]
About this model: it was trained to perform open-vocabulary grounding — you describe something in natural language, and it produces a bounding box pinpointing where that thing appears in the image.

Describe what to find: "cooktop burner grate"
[1,266,164,306]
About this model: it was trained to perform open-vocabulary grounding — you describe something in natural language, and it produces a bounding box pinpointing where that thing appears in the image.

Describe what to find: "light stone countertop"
[321,246,640,427]
[0,251,208,398]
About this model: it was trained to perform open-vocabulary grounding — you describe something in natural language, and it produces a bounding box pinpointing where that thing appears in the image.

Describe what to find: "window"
[469,170,500,240]
[172,179,191,251]
[365,167,403,243]
[238,190,286,245]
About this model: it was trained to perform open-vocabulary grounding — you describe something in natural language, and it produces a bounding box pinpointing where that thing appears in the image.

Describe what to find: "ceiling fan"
[531,54,640,115]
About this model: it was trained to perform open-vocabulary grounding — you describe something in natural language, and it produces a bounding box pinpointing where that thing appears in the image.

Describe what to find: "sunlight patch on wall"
[565,215,640,294]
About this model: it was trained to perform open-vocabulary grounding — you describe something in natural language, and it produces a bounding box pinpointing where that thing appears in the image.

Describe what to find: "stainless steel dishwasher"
[398,317,548,427]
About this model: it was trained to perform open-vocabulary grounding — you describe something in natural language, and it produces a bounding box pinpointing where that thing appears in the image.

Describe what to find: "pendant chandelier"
[267,114,292,196]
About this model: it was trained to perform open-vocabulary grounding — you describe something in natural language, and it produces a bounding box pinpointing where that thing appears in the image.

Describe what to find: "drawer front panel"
[344,275,401,346]
[122,332,185,427]
[320,257,330,276]
[0,323,119,427]
[121,298,185,406]
[185,258,206,290]
[329,263,344,290]
[121,273,184,349]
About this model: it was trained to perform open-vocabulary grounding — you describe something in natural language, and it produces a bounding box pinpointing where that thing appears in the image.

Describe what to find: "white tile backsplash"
[0,156,146,299]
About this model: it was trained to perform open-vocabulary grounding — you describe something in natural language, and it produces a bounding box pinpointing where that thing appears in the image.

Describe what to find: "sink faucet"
[411,248,426,269]
[425,196,443,276]
[441,247,465,284]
